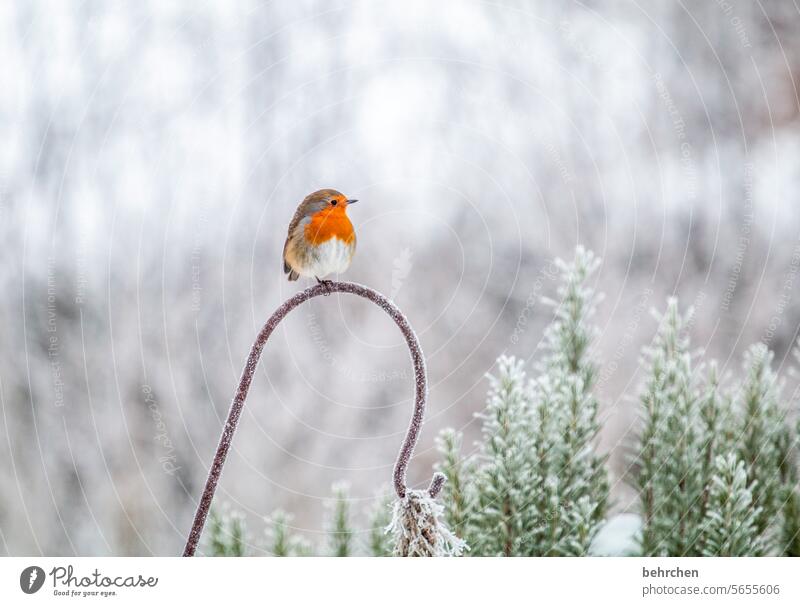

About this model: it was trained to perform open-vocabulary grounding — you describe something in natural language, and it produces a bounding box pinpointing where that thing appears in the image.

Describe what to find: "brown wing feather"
[282,202,307,276]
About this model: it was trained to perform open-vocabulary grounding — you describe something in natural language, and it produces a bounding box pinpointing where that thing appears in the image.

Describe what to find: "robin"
[282,189,358,289]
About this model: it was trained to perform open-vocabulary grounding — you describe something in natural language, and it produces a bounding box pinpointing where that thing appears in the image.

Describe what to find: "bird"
[282,189,358,289]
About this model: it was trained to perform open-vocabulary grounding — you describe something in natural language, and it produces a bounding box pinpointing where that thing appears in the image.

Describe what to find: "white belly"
[302,238,354,278]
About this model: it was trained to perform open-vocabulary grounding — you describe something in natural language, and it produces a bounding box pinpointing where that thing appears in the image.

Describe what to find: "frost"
[634,303,796,556]
[435,249,609,556]
[388,489,467,557]
[699,454,764,557]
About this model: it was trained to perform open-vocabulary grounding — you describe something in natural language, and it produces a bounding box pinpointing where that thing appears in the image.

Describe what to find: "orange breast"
[304,207,355,246]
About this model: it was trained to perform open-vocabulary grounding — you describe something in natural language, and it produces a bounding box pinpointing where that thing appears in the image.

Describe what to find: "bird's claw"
[316,277,333,296]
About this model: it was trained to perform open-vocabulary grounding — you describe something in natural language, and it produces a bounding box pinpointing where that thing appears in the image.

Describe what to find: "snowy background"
[1,0,799,555]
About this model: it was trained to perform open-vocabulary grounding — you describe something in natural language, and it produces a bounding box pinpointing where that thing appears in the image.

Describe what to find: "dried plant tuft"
[389,490,467,557]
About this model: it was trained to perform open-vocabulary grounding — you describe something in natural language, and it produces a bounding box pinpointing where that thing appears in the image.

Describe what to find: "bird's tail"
[284,259,300,281]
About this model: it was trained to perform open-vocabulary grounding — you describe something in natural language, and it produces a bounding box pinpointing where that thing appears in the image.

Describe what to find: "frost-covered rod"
[182,281,433,556]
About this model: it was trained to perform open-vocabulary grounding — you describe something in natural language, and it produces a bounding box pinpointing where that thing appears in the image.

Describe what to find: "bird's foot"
[315,277,333,296]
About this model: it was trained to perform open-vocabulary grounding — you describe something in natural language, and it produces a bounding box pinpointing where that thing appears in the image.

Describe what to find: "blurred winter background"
[1,0,799,555]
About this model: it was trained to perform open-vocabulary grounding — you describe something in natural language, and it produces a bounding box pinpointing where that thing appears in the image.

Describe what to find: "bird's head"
[301,189,358,217]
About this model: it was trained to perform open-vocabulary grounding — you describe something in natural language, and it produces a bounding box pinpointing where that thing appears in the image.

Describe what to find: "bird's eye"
[330,199,338,206]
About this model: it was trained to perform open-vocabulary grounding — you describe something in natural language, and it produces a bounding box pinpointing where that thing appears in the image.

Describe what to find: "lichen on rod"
[182,281,436,556]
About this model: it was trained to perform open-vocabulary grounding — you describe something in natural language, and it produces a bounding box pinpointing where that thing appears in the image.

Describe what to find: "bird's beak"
[346,199,358,205]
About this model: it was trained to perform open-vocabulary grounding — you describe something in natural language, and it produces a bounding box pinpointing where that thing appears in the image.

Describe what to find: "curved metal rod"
[182,281,437,556]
